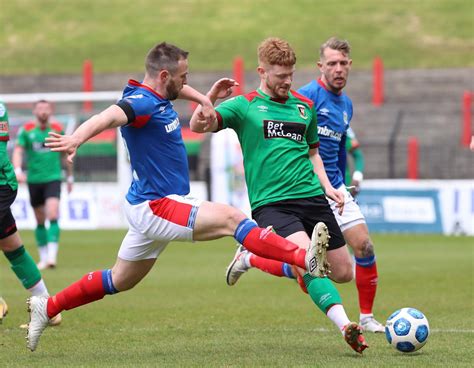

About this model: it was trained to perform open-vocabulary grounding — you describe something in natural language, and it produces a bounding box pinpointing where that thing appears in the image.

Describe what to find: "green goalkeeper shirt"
[215,89,324,211]
[0,101,18,191]
[16,120,64,184]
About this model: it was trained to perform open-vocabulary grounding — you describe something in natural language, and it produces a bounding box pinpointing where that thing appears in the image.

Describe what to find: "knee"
[353,239,375,258]
[329,259,354,283]
[227,208,247,232]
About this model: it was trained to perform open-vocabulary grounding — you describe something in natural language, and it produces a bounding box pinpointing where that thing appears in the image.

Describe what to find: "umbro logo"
[320,108,330,116]
[257,105,268,112]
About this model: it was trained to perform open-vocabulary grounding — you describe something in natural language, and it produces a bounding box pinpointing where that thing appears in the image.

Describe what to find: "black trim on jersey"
[116,101,135,124]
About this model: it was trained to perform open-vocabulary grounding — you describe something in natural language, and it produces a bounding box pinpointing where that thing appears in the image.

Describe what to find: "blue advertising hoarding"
[357,189,443,233]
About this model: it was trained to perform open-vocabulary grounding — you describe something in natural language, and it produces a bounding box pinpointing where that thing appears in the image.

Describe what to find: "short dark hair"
[145,42,189,77]
[319,37,351,59]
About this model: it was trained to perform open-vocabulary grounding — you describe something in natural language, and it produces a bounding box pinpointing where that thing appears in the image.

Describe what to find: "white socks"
[28,279,49,297]
[326,304,351,333]
[47,242,58,265]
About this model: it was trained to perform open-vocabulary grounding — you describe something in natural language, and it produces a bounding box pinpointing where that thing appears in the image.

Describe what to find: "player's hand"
[45,132,80,163]
[349,180,361,197]
[325,187,345,215]
[208,78,239,101]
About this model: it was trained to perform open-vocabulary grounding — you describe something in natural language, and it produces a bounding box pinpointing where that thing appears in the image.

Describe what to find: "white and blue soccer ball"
[385,307,430,353]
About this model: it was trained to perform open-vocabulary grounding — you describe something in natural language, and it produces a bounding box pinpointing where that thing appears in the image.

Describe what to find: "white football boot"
[26,296,50,351]
[360,315,385,333]
[225,244,250,286]
[306,222,331,277]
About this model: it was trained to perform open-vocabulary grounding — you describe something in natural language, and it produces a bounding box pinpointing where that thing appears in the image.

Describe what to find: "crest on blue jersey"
[343,111,349,126]
[297,104,308,120]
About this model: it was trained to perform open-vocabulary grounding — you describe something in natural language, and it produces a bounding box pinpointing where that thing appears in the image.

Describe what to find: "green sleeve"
[306,109,319,146]
[216,96,248,131]
[345,134,353,151]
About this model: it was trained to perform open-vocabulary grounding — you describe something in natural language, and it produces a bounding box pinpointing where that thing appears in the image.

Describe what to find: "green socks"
[35,225,48,247]
[304,274,343,313]
[47,220,60,243]
[4,245,41,289]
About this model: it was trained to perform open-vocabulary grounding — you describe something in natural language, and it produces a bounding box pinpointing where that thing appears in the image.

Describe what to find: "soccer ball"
[385,307,430,353]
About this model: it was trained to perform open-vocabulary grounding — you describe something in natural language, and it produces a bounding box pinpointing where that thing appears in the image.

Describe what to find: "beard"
[166,79,181,101]
[265,78,290,99]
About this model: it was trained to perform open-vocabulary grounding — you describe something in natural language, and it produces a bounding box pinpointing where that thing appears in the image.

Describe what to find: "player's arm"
[190,78,238,133]
[62,152,74,193]
[180,85,217,131]
[12,141,26,183]
[309,148,344,215]
[347,134,364,196]
[45,105,128,163]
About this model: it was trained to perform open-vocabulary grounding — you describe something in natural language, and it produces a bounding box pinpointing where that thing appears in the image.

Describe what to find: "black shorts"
[28,180,61,208]
[252,195,346,251]
[0,185,18,239]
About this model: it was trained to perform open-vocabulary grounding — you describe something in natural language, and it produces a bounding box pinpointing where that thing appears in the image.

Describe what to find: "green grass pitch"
[1,231,472,367]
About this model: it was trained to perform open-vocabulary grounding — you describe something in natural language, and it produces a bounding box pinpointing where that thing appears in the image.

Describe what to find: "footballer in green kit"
[0,101,61,326]
[214,89,324,210]
[13,100,73,270]
[190,38,368,354]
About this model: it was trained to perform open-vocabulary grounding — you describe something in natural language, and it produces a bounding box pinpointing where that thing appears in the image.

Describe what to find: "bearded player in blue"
[297,37,384,333]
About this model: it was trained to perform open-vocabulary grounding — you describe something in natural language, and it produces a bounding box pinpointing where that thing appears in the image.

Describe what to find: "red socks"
[249,254,287,277]
[242,227,306,269]
[355,262,378,314]
[47,271,106,318]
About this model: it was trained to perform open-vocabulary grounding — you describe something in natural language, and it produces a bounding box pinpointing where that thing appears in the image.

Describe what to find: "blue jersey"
[298,79,353,189]
[118,80,190,204]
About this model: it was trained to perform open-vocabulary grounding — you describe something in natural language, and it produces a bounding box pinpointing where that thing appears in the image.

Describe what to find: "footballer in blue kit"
[298,79,352,190]
[298,37,384,333]
[118,79,191,204]
[26,41,326,352]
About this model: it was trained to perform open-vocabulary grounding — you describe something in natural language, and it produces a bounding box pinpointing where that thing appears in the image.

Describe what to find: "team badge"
[343,111,349,126]
[297,104,308,119]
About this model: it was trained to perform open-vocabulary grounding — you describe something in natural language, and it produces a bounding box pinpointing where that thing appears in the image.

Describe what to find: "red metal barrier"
[372,57,384,106]
[82,60,94,112]
[233,56,244,96]
[407,137,419,179]
[461,91,472,147]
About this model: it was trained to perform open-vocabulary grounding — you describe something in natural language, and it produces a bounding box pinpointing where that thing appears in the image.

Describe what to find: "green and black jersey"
[16,121,64,184]
[215,89,324,210]
[0,101,17,191]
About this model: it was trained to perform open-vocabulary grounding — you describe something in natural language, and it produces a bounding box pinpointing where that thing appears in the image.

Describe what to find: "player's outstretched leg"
[343,322,369,354]
[227,222,330,285]
[234,219,319,276]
